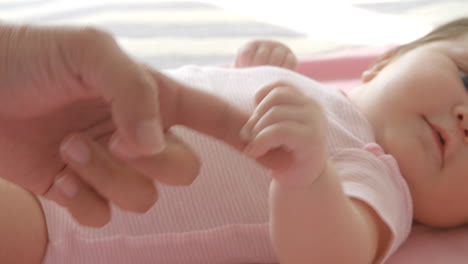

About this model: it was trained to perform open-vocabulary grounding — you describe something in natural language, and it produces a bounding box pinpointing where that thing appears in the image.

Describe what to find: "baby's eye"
[460,70,468,90]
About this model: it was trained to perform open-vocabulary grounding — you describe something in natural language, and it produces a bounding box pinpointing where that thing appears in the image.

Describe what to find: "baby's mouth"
[438,132,446,146]
[424,117,446,166]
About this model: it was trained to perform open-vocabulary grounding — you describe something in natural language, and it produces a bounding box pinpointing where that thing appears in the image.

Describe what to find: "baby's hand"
[240,83,326,187]
[234,40,298,70]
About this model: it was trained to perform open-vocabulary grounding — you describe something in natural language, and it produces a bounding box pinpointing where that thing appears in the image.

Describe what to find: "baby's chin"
[408,182,468,228]
[413,207,468,228]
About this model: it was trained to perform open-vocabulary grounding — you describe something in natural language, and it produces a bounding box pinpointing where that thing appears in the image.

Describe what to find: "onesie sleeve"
[330,143,413,264]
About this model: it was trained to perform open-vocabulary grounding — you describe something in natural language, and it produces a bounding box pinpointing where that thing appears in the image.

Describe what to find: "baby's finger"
[70,28,165,158]
[241,85,303,140]
[246,121,297,159]
[254,82,302,105]
[235,42,258,68]
[245,121,301,171]
[252,44,273,66]
[250,105,310,139]
[282,52,298,70]
[247,120,325,182]
[255,41,296,69]
[60,133,158,214]
[268,45,288,67]
[246,121,322,180]
[44,170,111,227]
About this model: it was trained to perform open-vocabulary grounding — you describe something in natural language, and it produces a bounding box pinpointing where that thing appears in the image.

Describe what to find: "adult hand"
[0,24,200,226]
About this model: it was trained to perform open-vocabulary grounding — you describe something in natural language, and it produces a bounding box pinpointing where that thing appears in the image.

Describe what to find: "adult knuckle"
[67,26,114,53]
[119,173,158,212]
[87,167,117,191]
[131,189,158,213]
[79,26,112,42]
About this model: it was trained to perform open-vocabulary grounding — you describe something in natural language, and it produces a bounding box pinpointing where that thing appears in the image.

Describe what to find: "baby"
[3,17,468,264]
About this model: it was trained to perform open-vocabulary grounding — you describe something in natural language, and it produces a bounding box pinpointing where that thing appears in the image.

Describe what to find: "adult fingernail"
[110,136,139,160]
[55,174,79,198]
[61,136,91,164]
[137,119,165,154]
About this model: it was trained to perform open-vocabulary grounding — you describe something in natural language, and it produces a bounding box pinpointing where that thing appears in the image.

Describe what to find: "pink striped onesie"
[39,66,413,264]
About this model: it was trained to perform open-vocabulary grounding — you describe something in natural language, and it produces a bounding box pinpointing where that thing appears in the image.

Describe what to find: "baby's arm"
[241,83,391,263]
[235,40,298,70]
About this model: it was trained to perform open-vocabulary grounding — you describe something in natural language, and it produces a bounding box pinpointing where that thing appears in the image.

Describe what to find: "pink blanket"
[296,46,468,263]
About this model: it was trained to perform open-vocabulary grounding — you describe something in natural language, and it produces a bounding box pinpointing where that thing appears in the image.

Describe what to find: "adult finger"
[59,133,158,214]
[64,27,165,158]
[43,170,111,227]
[111,131,201,186]
[147,69,251,151]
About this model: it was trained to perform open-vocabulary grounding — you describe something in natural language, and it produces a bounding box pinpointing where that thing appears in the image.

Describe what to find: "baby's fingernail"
[61,135,91,164]
[137,119,165,155]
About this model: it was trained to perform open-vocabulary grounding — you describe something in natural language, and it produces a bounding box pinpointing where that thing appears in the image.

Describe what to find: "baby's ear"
[361,49,397,83]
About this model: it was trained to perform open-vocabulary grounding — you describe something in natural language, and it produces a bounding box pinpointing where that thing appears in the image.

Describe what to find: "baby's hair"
[392,17,468,58]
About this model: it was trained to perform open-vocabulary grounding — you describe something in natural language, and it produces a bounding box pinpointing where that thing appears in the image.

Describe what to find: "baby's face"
[349,33,468,227]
